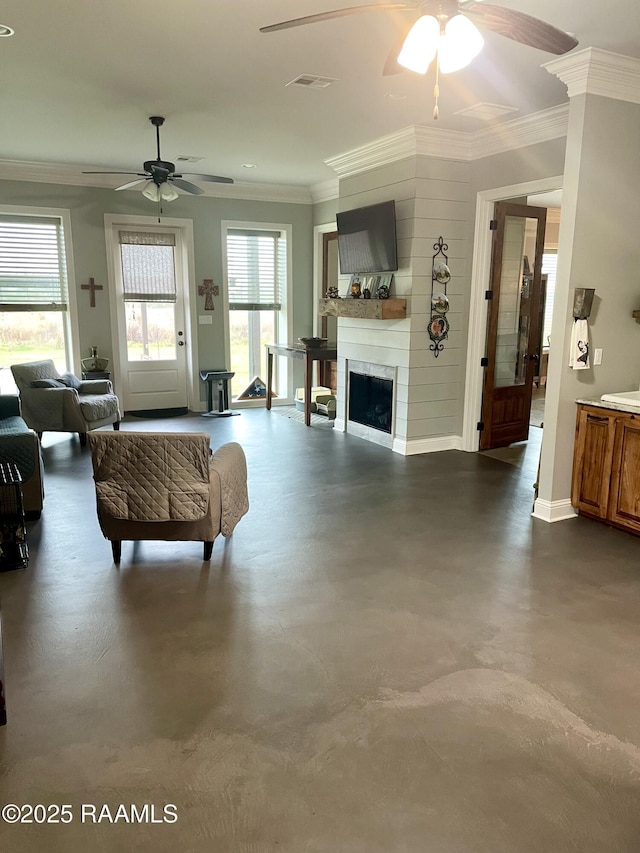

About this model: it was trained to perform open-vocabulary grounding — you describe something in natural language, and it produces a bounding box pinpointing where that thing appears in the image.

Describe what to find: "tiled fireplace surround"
[337,359,397,450]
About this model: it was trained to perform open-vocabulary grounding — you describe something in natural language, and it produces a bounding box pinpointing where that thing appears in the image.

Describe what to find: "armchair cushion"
[58,372,82,389]
[31,379,64,388]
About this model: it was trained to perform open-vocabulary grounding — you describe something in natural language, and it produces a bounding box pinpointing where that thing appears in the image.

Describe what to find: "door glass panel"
[125,301,176,361]
[494,215,539,388]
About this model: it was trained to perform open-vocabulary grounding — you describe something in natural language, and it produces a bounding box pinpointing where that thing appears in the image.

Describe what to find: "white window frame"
[104,214,199,410]
[0,204,80,372]
[221,220,293,405]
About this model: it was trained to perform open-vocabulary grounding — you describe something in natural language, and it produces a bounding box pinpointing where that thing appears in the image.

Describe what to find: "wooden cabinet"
[572,403,640,534]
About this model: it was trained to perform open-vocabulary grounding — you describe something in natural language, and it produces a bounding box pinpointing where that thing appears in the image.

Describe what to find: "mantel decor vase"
[81,346,109,373]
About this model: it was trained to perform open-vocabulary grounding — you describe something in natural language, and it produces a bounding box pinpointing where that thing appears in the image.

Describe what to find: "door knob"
[529,353,540,362]
[178,341,185,346]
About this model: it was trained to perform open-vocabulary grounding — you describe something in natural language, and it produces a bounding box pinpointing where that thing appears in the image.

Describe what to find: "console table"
[266,343,337,426]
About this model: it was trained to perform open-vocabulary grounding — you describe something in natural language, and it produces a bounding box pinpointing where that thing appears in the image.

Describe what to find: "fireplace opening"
[348,372,393,434]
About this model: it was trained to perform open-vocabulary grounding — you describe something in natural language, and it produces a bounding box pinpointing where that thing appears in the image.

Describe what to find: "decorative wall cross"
[81,277,103,308]
[198,279,219,310]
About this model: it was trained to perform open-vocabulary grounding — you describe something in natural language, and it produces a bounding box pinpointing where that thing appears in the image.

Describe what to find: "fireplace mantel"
[318,298,406,320]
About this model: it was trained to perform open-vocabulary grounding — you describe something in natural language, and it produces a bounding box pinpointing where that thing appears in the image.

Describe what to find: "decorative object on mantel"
[377,283,390,299]
[350,276,362,299]
[81,346,109,374]
[81,277,103,308]
[327,286,339,299]
[198,279,219,310]
[428,237,450,358]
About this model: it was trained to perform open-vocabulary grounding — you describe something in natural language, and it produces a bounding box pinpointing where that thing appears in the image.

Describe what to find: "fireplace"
[348,372,393,434]
[342,360,397,449]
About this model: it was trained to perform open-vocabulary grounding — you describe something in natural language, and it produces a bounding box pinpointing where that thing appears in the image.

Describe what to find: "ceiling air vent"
[286,74,337,89]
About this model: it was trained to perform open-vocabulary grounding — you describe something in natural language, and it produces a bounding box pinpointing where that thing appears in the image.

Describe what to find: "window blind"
[227,229,283,310]
[541,252,557,347]
[0,215,68,310]
[119,230,177,302]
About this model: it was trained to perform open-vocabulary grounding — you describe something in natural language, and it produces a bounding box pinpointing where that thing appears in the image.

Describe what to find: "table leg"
[206,378,214,414]
[266,350,274,411]
[304,353,313,426]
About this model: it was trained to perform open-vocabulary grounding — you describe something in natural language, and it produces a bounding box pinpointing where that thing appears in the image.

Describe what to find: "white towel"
[569,318,590,369]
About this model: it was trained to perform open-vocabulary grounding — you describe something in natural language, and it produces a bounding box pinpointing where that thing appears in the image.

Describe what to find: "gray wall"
[0,180,313,405]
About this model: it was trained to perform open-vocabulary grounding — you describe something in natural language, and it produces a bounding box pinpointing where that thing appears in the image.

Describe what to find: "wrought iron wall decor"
[428,236,451,358]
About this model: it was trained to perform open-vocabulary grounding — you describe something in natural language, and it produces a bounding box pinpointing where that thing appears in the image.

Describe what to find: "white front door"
[107,217,192,413]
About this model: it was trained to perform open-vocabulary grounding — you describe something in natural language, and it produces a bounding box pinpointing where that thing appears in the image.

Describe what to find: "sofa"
[11,360,121,446]
[87,432,249,564]
[0,395,44,518]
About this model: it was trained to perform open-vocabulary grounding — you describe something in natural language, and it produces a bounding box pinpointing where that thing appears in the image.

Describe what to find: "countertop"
[576,397,640,415]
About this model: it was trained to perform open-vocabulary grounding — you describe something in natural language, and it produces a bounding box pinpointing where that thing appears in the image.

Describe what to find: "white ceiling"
[1,1,638,192]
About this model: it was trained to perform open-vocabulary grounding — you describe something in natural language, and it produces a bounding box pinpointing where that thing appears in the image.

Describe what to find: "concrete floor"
[2,409,640,852]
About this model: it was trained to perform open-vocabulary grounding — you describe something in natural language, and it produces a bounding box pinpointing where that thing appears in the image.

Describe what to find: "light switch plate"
[199,315,213,325]
[594,348,603,366]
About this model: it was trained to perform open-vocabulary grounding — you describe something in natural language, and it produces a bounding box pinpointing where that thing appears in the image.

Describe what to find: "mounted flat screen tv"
[336,200,398,274]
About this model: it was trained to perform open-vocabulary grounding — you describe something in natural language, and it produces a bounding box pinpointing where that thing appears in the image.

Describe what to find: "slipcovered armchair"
[87,432,249,564]
[11,360,121,446]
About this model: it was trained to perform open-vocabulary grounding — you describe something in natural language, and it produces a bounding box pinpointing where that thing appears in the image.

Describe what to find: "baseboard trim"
[393,435,463,455]
[532,498,578,523]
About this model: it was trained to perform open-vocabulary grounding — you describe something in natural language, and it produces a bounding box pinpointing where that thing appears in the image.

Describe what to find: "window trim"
[0,204,80,372]
[221,220,293,404]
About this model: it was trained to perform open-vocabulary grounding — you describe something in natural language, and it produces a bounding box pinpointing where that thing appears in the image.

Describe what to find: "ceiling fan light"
[397,15,439,75]
[160,183,179,202]
[438,15,484,74]
[142,181,161,202]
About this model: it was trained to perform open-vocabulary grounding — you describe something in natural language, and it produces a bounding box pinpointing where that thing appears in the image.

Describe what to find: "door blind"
[0,215,68,310]
[119,230,177,302]
[227,229,283,310]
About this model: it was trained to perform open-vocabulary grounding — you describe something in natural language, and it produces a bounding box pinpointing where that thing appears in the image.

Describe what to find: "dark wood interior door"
[320,231,338,391]
[479,202,547,450]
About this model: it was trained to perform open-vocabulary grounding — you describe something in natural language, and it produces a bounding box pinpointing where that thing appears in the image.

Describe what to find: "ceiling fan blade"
[260,3,411,33]
[115,179,148,191]
[180,172,234,185]
[82,171,143,175]
[170,178,204,195]
[463,4,578,55]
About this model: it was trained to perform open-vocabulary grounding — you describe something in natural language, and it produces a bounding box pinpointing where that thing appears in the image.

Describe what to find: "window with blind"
[0,213,72,377]
[118,229,179,361]
[224,225,288,399]
[226,229,285,311]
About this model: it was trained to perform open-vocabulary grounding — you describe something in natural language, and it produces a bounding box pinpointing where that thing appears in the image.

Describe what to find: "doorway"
[106,215,196,414]
[462,176,564,454]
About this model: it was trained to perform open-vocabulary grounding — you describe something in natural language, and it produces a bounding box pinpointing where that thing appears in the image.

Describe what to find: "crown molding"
[544,47,640,104]
[310,179,339,204]
[470,103,569,159]
[324,103,569,178]
[0,159,313,204]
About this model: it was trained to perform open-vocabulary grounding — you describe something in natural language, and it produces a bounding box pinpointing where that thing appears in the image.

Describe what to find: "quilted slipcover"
[90,432,212,522]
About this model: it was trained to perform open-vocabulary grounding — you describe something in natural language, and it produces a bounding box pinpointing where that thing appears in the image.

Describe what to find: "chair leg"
[203,541,214,561]
[79,432,87,447]
[111,541,122,564]
[113,421,120,431]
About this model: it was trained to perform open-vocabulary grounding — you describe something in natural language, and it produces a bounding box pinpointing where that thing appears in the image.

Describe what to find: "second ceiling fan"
[84,116,234,202]
[261,1,578,115]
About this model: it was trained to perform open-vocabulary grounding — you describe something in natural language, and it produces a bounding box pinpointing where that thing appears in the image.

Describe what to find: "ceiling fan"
[83,116,234,202]
[261,1,578,116]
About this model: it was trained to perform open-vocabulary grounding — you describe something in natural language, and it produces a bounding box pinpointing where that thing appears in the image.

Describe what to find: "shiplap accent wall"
[335,155,472,454]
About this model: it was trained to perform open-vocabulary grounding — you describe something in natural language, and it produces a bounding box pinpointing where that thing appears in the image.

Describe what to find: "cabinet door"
[571,406,617,518]
[609,414,640,533]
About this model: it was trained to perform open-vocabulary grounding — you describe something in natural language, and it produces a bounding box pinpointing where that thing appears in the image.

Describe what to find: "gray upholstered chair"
[0,395,45,517]
[11,360,121,446]
[87,432,249,564]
